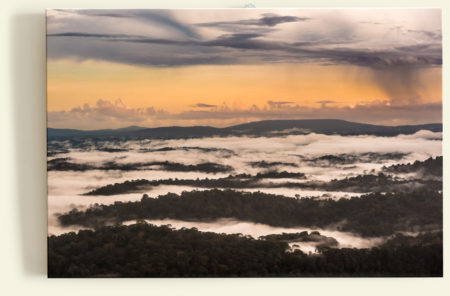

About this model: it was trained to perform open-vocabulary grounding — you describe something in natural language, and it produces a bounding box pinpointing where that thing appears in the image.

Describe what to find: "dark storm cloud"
[316,46,441,68]
[48,30,442,69]
[47,9,442,105]
[47,32,146,39]
[395,44,434,52]
[47,34,236,67]
[47,9,442,73]
[61,9,201,39]
[204,33,290,50]
[197,13,310,28]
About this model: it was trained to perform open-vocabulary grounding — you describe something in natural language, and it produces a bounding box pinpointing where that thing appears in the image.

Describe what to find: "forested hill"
[47,119,442,140]
[48,223,443,277]
[59,189,442,237]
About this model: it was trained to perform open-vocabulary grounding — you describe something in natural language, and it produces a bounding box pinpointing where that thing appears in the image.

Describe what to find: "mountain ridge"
[47,119,442,140]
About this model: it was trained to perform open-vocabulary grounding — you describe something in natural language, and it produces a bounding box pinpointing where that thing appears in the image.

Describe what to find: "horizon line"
[46,118,443,132]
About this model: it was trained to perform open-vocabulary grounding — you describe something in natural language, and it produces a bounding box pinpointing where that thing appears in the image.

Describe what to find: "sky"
[46,9,442,129]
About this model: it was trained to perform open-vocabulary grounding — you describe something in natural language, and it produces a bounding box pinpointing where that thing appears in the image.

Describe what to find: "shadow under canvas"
[10,12,48,276]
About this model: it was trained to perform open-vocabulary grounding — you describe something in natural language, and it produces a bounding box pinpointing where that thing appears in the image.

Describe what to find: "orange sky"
[47,59,442,112]
[46,9,442,128]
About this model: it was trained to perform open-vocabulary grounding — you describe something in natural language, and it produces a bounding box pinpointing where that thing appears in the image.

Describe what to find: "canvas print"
[46,9,443,277]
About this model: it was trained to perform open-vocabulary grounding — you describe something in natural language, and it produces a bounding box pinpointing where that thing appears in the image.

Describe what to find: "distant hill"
[225,119,442,136]
[47,119,442,140]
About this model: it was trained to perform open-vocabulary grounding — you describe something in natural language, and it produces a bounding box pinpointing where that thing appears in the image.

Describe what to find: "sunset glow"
[47,9,442,129]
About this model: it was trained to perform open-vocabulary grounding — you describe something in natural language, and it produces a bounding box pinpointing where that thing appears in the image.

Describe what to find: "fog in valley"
[48,130,442,255]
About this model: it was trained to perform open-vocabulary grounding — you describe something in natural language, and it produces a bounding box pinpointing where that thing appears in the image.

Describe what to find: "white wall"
[1,1,449,295]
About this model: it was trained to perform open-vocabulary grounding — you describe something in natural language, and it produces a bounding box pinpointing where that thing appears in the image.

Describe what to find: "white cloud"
[48,99,442,129]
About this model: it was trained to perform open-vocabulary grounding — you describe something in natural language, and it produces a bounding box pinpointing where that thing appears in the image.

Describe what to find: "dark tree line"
[84,170,441,196]
[383,156,442,177]
[48,223,442,277]
[84,171,307,195]
[60,189,442,237]
[139,146,235,155]
[303,152,408,166]
[48,158,233,173]
[248,161,299,168]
